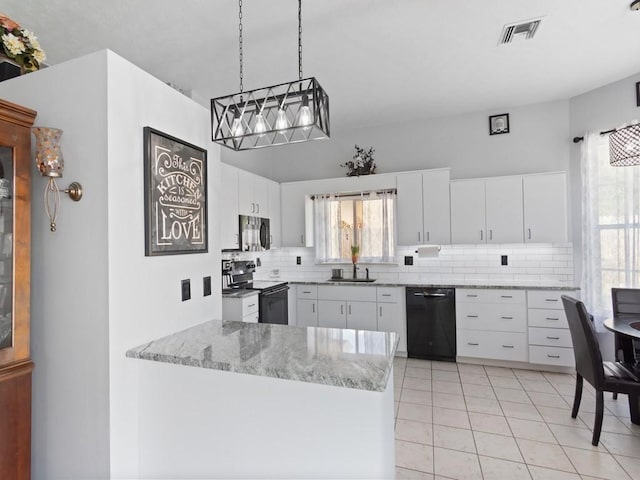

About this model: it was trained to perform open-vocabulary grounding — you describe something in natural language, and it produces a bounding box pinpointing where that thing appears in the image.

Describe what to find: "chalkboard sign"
[143,127,208,256]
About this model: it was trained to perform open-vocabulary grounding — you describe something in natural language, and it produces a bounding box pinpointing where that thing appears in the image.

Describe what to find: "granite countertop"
[290,280,579,291]
[222,289,260,299]
[126,320,398,392]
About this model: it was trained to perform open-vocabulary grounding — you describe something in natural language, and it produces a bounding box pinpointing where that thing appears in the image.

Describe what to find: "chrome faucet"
[365,268,369,280]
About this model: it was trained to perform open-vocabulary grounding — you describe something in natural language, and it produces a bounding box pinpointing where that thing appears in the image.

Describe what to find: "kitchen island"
[126,320,398,479]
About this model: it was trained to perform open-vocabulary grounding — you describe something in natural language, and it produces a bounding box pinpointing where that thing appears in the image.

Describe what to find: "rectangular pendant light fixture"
[211,76,330,151]
[211,0,329,151]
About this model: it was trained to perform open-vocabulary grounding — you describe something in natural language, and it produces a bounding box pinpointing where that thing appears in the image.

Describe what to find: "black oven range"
[222,260,289,325]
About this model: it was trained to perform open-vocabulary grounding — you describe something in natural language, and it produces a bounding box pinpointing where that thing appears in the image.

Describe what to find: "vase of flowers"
[0,13,46,78]
[341,145,376,177]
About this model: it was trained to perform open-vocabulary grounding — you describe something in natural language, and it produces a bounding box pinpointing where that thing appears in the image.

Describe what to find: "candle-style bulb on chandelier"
[211,0,330,151]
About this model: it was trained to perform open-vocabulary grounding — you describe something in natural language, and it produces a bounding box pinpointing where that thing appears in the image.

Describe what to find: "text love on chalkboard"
[143,127,208,256]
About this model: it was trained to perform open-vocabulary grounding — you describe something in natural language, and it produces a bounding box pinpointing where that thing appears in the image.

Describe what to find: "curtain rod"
[572,128,617,143]
[310,188,397,200]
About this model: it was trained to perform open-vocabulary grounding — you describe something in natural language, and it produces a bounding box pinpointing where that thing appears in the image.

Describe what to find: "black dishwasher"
[406,287,456,361]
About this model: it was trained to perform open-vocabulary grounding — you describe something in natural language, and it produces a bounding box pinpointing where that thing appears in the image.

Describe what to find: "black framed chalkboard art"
[143,127,208,256]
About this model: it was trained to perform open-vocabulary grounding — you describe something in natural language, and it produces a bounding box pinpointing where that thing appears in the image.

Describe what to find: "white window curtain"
[581,131,640,328]
[313,190,396,263]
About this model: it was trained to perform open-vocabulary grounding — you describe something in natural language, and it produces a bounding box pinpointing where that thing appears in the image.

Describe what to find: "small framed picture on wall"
[636,81,640,107]
[489,113,510,135]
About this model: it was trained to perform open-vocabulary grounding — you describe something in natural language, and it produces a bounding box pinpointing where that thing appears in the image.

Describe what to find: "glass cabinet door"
[0,146,12,350]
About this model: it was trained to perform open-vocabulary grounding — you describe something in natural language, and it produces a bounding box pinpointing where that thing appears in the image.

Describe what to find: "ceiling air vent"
[499,18,542,45]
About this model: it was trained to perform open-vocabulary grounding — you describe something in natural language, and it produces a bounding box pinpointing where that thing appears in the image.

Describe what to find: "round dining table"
[603,315,640,425]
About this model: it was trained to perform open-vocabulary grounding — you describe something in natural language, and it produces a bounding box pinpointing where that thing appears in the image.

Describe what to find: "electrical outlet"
[296,256,301,265]
[181,279,191,301]
[501,255,508,266]
[404,256,414,266]
[203,276,211,297]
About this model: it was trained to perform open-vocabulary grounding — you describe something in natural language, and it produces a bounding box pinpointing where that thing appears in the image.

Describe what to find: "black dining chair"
[611,288,640,400]
[561,295,640,446]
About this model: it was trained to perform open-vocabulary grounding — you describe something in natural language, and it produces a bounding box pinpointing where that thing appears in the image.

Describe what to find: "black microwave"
[238,215,270,251]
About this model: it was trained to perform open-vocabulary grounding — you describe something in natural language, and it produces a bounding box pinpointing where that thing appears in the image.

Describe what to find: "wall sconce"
[31,127,83,232]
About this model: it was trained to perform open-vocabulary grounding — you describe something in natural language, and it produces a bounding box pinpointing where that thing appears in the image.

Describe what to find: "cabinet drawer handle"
[256,203,260,214]
[545,298,559,302]
[301,234,304,244]
[381,294,391,297]
[379,306,382,316]
[467,342,479,346]
[426,231,430,242]
[480,230,483,241]
[501,295,512,298]
[545,317,559,321]
[341,305,344,315]
[348,305,352,315]
[547,354,560,359]
[251,202,255,213]
[466,294,478,298]
[312,303,315,313]
[248,303,256,308]
[528,228,532,240]
[502,345,514,348]
[466,315,478,318]
[418,231,421,242]
[501,316,513,319]
[302,291,311,294]
[489,229,493,240]
[546,336,560,340]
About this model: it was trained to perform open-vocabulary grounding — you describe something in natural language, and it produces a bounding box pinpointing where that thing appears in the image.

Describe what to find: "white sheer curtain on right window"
[581,131,640,328]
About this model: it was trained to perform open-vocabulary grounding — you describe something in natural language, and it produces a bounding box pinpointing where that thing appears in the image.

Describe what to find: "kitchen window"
[581,133,640,326]
[313,190,396,263]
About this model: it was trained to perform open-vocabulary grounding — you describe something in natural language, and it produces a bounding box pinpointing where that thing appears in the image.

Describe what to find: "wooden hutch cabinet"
[0,99,36,480]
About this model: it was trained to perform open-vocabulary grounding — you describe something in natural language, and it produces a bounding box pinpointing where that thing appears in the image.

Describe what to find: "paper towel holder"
[415,245,441,258]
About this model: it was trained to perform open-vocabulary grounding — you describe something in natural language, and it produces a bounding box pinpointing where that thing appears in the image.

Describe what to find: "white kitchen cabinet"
[346,301,378,331]
[220,163,240,249]
[450,180,486,244]
[238,169,269,217]
[297,299,318,327]
[527,289,577,367]
[451,177,524,244]
[422,169,451,244]
[523,172,568,243]
[281,182,312,247]
[222,293,260,323]
[267,179,281,248]
[397,169,451,245]
[377,300,406,353]
[456,288,528,362]
[485,176,524,243]
[318,300,347,329]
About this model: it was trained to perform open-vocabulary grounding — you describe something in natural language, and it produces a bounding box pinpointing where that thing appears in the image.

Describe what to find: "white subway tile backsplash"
[245,243,575,286]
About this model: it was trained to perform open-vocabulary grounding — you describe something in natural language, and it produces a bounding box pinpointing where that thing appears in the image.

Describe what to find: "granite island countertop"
[126,320,398,392]
[290,280,579,291]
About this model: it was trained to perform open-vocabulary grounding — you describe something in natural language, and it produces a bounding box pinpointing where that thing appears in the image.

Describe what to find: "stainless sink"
[327,278,376,283]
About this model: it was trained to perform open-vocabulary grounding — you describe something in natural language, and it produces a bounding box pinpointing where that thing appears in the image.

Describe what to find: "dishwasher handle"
[413,292,448,297]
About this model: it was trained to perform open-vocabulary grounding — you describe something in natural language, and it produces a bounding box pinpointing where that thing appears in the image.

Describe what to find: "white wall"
[105,51,221,478]
[0,50,222,479]
[222,99,571,183]
[569,71,640,284]
[0,53,112,479]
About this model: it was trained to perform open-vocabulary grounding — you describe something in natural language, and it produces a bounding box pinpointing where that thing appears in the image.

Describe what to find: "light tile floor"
[393,357,640,480]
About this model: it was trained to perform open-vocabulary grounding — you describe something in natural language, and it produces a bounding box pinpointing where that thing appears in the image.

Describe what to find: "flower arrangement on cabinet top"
[341,145,376,176]
[0,13,46,72]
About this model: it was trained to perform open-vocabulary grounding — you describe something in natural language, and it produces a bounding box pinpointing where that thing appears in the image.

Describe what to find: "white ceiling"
[3,0,640,131]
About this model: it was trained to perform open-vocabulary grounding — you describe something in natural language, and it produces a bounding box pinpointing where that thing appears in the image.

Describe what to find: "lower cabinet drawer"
[527,308,569,329]
[242,296,260,315]
[528,327,573,348]
[457,330,528,362]
[529,345,575,367]
[242,312,259,323]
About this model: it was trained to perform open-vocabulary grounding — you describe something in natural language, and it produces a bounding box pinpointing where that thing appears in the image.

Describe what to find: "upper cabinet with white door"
[397,168,451,245]
[238,169,269,217]
[450,176,524,244]
[484,176,524,243]
[450,179,486,244]
[220,163,240,249]
[523,172,568,243]
[267,179,281,248]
